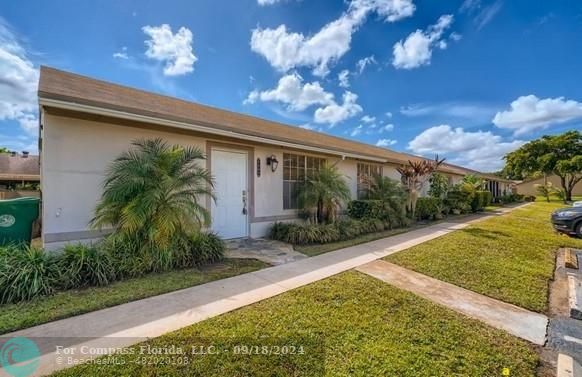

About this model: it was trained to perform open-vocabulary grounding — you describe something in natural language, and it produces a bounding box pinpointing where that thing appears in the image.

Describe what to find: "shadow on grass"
[460,228,511,240]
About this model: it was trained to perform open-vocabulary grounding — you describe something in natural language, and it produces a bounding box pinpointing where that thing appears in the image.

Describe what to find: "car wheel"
[577,221,582,238]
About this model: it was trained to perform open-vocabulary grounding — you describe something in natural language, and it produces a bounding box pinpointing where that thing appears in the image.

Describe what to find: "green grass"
[386,200,582,313]
[0,258,267,334]
[52,271,538,377]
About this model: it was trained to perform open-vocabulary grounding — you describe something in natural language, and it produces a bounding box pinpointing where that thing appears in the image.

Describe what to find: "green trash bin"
[0,197,40,246]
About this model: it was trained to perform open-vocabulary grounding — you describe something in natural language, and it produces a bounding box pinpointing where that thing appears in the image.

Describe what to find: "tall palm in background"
[91,139,214,249]
[298,164,351,224]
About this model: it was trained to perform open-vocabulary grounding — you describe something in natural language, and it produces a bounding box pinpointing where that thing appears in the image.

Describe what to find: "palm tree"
[397,155,445,217]
[91,138,214,249]
[367,175,407,214]
[297,164,351,224]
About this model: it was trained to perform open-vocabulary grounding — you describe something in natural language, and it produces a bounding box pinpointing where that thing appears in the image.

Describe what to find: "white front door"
[211,149,248,239]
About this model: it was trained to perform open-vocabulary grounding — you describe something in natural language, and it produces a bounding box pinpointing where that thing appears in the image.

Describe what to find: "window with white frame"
[357,162,383,199]
[283,153,326,209]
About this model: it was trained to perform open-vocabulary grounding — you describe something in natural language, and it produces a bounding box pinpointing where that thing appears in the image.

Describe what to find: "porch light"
[266,155,279,172]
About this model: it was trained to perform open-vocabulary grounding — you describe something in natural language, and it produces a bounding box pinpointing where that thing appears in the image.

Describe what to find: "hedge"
[415,197,441,220]
[0,232,226,305]
[347,200,384,219]
[270,218,390,245]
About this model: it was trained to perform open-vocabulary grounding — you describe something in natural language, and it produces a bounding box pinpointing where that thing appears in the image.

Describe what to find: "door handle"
[242,190,247,215]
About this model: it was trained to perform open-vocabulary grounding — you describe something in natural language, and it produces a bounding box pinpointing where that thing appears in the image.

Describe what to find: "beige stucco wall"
[42,114,207,246]
[42,114,369,245]
[516,175,582,196]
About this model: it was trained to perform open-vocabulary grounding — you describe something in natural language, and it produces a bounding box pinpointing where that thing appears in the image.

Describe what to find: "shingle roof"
[38,66,490,177]
[0,154,40,181]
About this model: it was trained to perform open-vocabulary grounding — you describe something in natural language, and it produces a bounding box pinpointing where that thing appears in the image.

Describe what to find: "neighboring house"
[477,173,515,200]
[516,174,582,197]
[0,152,40,199]
[37,66,510,249]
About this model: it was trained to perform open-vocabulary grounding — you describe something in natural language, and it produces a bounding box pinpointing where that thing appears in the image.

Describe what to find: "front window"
[283,153,326,209]
[357,163,383,199]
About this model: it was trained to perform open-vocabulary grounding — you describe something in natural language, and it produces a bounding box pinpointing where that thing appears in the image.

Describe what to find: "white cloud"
[392,14,454,69]
[251,0,415,76]
[0,20,39,136]
[257,0,284,5]
[142,24,197,76]
[113,46,129,59]
[376,138,397,147]
[492,95,582,135]
[408,125,525,171]
[474,0,503,30]
[350,124,363,136]
[314,91,363,125]
[400,102,498,123]
[361,115,376,123]
[244,73,334,111]
[450,32,462,41]
[356,55,377,74]
[338,69,350,88]
[385,111,393,118]
[379,123,394,132]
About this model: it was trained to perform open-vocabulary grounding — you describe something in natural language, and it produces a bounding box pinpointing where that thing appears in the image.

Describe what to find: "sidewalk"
[1,205,528,377]
[357,260,548,345]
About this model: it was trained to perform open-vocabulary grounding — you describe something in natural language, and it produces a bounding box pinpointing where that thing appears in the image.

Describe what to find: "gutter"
[39,97,387,163]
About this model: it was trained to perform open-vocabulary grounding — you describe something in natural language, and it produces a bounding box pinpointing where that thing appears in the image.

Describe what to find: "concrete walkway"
[1,205,527,377]
[225,238,306,265]
[356,260,548,345]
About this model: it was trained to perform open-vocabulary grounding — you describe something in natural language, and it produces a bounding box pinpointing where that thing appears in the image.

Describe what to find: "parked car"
[552,206,582,237]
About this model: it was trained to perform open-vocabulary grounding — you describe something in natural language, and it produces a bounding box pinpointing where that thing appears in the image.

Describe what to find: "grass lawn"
[0,258,267,335]
[386,200,582,313]
[53,271,538,377]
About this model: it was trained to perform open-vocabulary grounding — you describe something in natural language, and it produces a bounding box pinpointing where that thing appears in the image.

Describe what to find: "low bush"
[270,218,392,245]
[0,245,61,304]
[445,186,473,214]
[60,244,116,288]
[415,197,441,220]
[471,191,491,212]
[189,232,225,266]
[347,200,384,220]
[524,195,536,202]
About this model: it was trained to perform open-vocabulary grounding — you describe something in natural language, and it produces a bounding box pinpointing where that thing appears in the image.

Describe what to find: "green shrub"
[445,184,474,213]
[60,243,116,288]
[471,191,491,212]
[347,200,384,219]
[270,218,392,245]
[99,236,151,278]
[524,195,536,202]
[415,197,441,220]
[0,246,61,304]
[189,232,225,266]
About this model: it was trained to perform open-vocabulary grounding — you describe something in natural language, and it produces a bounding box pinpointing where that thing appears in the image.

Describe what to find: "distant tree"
[0,147,9,153]
[504,131,582,202]
[397,156,445,217]
[462,174,485,190]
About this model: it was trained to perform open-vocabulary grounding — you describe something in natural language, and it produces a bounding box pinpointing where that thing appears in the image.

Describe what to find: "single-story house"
[37,66,512,249]
[0,152,40,199]
[516,174,582,197]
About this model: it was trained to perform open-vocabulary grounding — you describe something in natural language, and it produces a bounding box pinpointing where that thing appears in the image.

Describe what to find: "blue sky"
[1,0,582,171]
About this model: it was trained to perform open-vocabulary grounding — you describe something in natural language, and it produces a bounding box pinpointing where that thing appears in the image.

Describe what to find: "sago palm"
[297,164,351,224]
[91,138,214,249]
